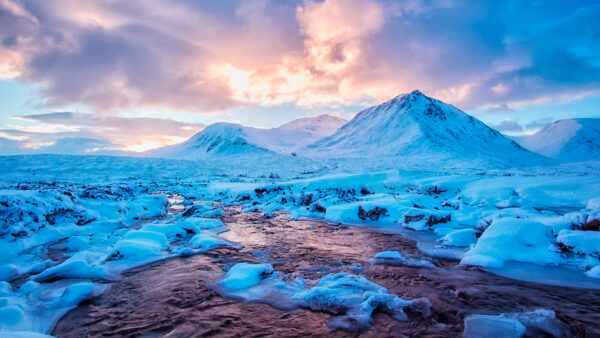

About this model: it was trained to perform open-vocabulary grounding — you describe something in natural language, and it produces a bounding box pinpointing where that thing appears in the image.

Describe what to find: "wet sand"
[53,208,600,337]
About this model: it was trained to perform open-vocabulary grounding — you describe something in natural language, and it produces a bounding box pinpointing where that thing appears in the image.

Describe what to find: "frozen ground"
[1,154,600,336]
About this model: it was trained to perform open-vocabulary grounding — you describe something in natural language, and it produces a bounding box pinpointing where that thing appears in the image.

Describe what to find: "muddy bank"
[54,208,600,337]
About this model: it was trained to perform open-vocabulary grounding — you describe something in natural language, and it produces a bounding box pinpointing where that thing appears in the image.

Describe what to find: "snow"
[219,263,275,291]
[586,265,600,278]
[461,219,561,268]
[515,118,600,162]
[556,229,600,255]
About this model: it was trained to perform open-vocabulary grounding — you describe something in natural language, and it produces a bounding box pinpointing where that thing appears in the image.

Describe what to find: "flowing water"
[53,207,600,337]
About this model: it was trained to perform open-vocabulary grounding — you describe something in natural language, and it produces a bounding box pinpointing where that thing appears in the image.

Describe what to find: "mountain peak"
[409,89,424,96]
[515,118,600,162]
[303,92,549,168]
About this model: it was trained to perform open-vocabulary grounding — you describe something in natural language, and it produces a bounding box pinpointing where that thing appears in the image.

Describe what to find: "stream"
[53,207,600,337]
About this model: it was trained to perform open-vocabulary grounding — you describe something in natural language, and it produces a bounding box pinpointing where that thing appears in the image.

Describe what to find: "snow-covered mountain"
[514,118,600,162]
[147,114,346,160]
[302,90,549,167]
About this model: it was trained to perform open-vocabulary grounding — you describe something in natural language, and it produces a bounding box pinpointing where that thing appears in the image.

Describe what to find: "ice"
[141,222,192,239]
[486,261,600,289]
[201,208,224,218]
[464,309,571,338]
[294,273,431,329]
[374,251,404,260]
[34,252,109,281]
[214,269,431,331]
[464,314,527,338]
[219,263,275,291]
[0,280,105,334]
[189,233,228,249]
[176,217,225,230]
[0,332,54,338]
[367,251,435,269]
[111,238,166,260]
[123,230,169,248]
[440,228,477,247]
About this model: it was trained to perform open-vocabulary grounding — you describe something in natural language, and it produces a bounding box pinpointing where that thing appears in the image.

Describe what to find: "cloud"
[524,118,555,131]
[7,112,206,153]
[490,119,523,133]
[213,0,386,107]
[482,103,517,114]
[0,0,598,120]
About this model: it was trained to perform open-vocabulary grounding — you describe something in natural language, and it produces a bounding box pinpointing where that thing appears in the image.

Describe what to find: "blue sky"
[0,0,599,154]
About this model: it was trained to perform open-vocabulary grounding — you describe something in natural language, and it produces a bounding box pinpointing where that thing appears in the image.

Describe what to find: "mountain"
[302,90,549,168]
[514,118,600,162]
[147,114,346,160]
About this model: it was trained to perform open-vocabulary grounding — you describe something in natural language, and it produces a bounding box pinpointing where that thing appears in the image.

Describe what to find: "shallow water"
[54,207,600,337]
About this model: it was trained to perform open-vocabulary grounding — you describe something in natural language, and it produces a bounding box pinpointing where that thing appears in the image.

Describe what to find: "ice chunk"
[368,251,435,269]
[176,217,225,230]
[123,230,168,248]
[141,222,192,239]
[294,273,431,329]
[189,233,228,250]
[111,238,164,260]
[34,252,109,281]
[219,263,274,291]
[375,251,404,260]
[440,228,477,247]
[464,309,571,338]
[48,282,95,308]
[464,314,527,338]
[201,209,224,218]
[513,309,571,338]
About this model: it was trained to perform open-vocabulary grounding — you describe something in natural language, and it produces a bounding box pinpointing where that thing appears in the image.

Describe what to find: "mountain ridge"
[514,118,600,162]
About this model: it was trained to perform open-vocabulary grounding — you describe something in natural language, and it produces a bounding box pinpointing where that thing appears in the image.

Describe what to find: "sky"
[0,0,599,155]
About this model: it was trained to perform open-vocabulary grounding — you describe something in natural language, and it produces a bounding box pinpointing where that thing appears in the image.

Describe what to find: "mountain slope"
[302,90,549,168]
[515,118,600,162]
[147,114,346,160]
